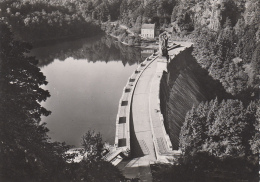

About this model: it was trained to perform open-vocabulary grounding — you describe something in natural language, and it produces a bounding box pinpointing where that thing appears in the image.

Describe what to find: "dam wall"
[160,47,231,150]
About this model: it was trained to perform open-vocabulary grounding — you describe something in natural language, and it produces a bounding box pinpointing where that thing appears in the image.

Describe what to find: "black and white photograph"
[0,0,259,181]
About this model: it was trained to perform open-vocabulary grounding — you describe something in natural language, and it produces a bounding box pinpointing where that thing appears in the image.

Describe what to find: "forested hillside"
[153,99,259,182]
[191,0,260,98]
[180,99,259,158]
[0,0,176,42]
[0,0,104,42]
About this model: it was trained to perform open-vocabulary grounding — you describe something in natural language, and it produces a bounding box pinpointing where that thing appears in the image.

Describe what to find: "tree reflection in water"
[31,35,144,67]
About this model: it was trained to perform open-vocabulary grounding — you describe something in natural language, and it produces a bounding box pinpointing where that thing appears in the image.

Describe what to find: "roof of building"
[141,24,155,29]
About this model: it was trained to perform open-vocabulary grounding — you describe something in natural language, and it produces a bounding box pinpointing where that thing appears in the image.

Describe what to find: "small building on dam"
[141,24,155,39]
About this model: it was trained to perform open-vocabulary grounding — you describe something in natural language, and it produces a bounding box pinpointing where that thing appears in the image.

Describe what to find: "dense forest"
[192,18,260,98]
[0,0,175,40]
[153,99,259,181]
[0,0,104,42]
[1,0,260,181]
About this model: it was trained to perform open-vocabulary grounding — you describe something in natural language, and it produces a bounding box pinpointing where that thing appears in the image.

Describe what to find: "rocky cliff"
[171,0,259,32]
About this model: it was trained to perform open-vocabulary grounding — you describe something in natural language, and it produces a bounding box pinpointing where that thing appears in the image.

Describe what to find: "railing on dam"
[114,53,159,156]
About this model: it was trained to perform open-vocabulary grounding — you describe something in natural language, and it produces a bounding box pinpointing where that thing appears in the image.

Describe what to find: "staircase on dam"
[114,41,193,181]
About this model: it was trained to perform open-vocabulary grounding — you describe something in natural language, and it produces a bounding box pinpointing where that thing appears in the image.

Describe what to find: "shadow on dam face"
[129,104,145,158]
[160,47,233,150]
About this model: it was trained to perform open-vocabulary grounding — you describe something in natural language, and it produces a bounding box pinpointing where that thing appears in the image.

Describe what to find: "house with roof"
[141,24,155,39]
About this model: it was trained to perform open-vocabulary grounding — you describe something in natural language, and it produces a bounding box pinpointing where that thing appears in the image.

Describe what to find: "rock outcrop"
[170,0,259,32]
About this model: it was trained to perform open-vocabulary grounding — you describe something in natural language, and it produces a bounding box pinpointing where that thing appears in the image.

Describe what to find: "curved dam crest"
[114,42,195,180]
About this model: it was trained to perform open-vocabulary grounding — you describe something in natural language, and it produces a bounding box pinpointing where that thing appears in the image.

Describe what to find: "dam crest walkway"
[115,41,193,181]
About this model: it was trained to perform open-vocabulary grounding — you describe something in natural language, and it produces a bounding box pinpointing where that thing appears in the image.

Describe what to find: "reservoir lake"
[31,35,146,147]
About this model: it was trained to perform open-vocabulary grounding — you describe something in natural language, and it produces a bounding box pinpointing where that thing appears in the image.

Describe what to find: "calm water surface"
[31,35,144,147]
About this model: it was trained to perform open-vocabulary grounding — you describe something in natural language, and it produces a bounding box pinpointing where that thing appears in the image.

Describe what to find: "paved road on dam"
[119,58,158,181]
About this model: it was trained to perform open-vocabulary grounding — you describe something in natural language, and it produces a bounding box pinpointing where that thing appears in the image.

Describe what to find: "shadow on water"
[160,47,233,150]
[30,35,144,67]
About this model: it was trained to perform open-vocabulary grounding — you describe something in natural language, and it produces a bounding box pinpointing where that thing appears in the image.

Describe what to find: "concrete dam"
[114,41,193,181]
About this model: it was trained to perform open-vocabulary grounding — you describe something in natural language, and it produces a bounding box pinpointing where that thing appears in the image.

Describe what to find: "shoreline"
[109,33,160,49]
[108,33,133,47]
